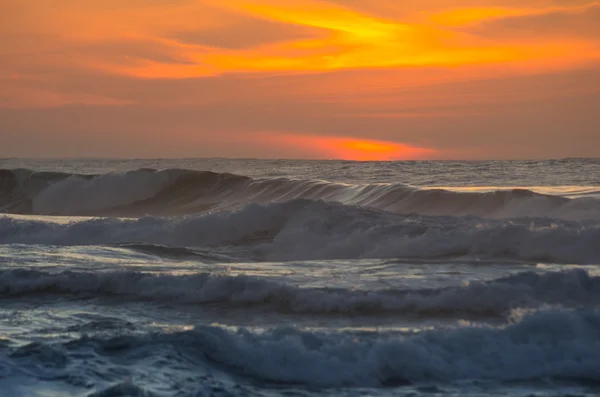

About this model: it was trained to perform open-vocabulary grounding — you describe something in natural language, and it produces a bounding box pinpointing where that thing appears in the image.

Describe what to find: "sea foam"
[1,168,599,219]
[0,268,598,316]
[1,200,599,263]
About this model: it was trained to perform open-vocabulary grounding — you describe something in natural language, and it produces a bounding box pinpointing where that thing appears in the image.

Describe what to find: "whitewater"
[0,158,599,397]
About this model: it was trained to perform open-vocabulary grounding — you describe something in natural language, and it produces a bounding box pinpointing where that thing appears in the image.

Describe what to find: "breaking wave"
[0,268,599,316]
[2,200,600,263]
[5,309,600,388]
[1,168,599,219]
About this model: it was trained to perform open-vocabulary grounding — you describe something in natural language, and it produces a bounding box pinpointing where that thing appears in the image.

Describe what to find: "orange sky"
[1,0,600,160]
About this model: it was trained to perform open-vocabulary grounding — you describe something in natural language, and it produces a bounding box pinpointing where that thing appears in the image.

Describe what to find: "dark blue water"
[0,158,599,397]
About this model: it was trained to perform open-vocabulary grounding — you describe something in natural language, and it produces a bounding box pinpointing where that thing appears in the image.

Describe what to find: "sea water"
[0,158,599,397]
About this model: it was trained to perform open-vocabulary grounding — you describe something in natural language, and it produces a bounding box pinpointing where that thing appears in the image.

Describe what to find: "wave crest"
[1,168,599,219]
[1,269,598,316]
[11,309,600,387]
[184,309,600,386]
[2,200,600,263]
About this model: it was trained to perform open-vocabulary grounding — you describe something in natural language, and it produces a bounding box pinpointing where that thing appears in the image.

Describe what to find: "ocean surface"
[1,158,600,397]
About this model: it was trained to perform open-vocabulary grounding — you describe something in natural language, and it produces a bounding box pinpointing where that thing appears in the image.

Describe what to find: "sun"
[320,137,436,160]
[272,134,436,161]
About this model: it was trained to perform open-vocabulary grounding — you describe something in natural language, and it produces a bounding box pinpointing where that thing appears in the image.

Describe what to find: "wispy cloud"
[102,0,599,78]
[1,0,600,161]
[428,1,600,26]
[4,0,598,82]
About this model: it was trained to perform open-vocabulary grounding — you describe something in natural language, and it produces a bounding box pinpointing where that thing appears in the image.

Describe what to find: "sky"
[1,0,600,160]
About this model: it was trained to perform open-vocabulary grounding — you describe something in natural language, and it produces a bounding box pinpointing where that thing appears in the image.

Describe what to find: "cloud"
[427,1,600,27]
[3,0,599,82]
[0,75,136,108]
[1,0,600,160]
[464,5,600,42]
[159,0,600,77]
[2,66,599,159]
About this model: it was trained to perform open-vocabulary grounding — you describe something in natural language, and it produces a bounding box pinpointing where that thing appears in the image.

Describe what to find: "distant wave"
[7,308,600,387]
[1,168,600,219]
[0,268,598,316]
[2,200,600,263]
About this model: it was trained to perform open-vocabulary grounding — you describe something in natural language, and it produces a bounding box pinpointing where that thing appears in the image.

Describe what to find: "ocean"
[0,158,599,397]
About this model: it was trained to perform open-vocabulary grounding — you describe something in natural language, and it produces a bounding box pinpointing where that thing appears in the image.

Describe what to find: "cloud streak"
[428,1,600,26]
[1,0,599,160]
[3,0,598,81]
[97,0,600,78]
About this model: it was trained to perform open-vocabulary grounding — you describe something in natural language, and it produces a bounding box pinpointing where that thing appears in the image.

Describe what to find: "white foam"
[2,201,600,263]
[184,309,600,386]
[0,268,598,316]
[5,307,600,388]
[31,170,173,215]
[3,168,600,219]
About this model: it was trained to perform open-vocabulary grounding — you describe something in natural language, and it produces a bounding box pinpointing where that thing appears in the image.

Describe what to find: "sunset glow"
[272,135,438,161]
[331,139,436,161]
[38,0,599,79]
[2,0,600,159]
[430,2,600,26]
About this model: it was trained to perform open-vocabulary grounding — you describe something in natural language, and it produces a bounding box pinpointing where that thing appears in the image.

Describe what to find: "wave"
[178,309,600,386]
[1,168,599,219]
[8,309,600,387]
[2,200,600,263]
[1,268,598,316]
